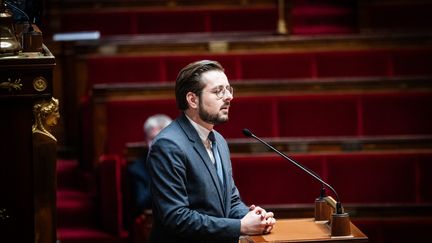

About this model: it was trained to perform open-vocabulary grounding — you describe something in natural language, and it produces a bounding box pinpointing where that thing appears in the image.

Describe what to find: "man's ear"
[186,92,198,109]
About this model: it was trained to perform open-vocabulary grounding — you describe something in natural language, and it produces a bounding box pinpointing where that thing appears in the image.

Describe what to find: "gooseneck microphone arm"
[242,128,343,214]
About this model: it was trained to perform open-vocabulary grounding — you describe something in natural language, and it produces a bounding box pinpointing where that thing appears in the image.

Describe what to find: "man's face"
[198,70,233,125]
[45,109,60,127]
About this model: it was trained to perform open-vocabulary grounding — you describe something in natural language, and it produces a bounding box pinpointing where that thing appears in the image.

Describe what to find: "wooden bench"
[82,49,432,86]
[86,90,432,166]
[49,5,278,36]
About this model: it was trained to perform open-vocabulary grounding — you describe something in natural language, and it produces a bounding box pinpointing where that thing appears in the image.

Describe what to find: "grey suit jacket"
[146,113,249,243]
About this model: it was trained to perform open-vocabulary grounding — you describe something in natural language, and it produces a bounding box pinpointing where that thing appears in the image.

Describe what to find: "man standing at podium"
[146,60,276,243]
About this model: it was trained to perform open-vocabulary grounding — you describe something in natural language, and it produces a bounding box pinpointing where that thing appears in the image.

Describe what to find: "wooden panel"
[0,46,56,243]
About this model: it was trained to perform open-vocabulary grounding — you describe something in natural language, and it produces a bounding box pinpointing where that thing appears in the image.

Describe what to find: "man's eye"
[213,88,222,94]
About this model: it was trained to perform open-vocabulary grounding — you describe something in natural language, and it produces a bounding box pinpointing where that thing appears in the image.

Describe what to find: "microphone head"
[242,128,253,137]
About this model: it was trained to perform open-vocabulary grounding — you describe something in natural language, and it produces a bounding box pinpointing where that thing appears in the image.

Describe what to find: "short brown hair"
[175,60,224,110]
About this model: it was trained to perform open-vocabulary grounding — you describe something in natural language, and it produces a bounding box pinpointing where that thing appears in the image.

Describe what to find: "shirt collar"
[185,114,212,144]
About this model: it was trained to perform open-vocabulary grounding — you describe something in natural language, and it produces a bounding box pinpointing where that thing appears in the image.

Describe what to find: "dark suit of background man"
[128,114,172,216]
[147,60,276,243]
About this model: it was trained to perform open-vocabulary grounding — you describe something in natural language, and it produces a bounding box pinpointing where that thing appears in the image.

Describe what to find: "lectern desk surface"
[244,218,368,243]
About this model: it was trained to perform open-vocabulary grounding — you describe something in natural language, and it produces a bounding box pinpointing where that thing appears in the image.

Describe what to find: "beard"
[198,101,229,125]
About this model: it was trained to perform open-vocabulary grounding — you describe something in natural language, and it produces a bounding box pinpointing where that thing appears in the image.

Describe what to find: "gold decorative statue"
[32,97,60,243]
[32,97,60,142]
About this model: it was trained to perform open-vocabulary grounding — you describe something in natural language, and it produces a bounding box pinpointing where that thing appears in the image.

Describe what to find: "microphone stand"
[243,129,351,236]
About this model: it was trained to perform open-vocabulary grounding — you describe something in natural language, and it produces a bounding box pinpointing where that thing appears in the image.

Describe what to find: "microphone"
[242,128,344,214]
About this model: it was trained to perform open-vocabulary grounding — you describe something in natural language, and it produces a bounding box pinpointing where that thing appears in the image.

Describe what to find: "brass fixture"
[0,0,21,55]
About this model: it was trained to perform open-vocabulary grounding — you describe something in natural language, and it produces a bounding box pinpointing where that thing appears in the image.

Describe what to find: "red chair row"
[101,91,432,156]
[53,0,432,36]
[56,6,277,36]
[97,150,432,238]
[231,151,432,205]
[85,49,432,86]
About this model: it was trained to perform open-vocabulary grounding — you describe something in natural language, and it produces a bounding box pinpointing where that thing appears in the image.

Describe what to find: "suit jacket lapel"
[214,134,231,215]
[178,114,226,213]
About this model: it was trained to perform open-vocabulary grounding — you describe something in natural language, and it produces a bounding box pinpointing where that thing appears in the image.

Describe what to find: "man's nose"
[223,90,233,101]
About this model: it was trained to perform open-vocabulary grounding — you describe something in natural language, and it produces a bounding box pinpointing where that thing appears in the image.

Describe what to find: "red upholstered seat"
[217,96,278,139]
[240,53,315,79]
[231,154,325,205]
[165,55,242,81]
[86,56,167,85]
[392,49,432,76]
[326,153,419,204]
[59,11,138,35]
[277,94,360,137]
[210,8,277,32]
[362,92,432,136]
[231,151,432,205]
[135,9,208,34]
[419,153,432,203]
[315,50,391,78]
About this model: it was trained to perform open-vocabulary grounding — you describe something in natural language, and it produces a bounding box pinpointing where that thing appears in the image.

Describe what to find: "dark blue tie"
[208,131,224,185]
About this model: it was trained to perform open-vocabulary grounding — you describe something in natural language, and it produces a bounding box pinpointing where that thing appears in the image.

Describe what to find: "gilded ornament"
[0,78,22,91]
[32,97,60,142]
[0,208,9,220]
[33,76,47,92]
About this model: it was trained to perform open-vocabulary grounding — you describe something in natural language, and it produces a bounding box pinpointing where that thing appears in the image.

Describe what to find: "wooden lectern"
[240,129,368,243]
[242,218,367,243]
[241,196,368,243]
